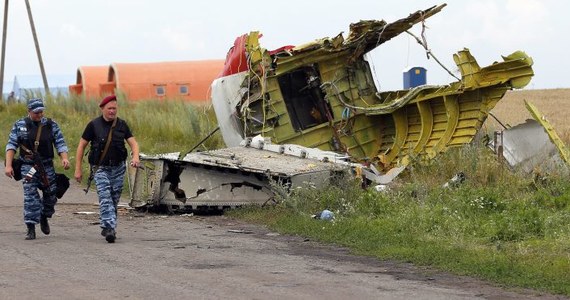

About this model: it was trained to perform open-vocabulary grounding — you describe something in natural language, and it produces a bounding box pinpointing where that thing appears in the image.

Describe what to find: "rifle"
[20,121,51,193]
[84,166,95,194]
[30,149,51,192]
[19,148,52,198]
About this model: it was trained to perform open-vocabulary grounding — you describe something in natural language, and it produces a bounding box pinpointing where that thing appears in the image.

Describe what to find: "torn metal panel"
[524,100,570,165]
[129,143,349,209]
[491,119,565,173]
[210,72,248,148]
[488,101,570,174]
[290,4,447,63]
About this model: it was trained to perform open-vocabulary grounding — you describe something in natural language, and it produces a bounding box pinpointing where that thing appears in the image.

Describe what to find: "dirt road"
[0,166,564,299]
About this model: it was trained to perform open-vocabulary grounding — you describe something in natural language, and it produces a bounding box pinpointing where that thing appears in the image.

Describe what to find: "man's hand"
[4,166,13,178]
[62,158,70,170]
[74,170,82,183]
[129,159,141,168]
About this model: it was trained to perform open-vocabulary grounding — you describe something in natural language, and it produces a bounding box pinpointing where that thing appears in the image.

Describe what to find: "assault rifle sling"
[20,122,51,191]
[84,117,117,193]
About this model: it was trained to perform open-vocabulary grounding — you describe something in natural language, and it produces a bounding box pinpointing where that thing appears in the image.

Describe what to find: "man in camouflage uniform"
[74,95,140,243]
[4,98,71,240]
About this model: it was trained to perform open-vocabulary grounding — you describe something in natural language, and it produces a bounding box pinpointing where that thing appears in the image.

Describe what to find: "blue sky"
[1,0,567,91]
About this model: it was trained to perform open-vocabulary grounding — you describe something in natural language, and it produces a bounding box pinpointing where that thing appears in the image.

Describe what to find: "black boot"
[25,224,36,240]
[101,228,109,237]
[40,215,50,235]
[105,228,116,243]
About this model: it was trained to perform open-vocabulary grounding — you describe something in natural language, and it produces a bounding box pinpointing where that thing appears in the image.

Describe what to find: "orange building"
[69,60,224,103]
[69,66,108,100]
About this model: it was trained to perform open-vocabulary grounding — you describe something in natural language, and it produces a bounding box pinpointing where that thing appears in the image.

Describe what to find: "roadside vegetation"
[1,90,569,296]
[0,94,224,183]
[230,144,570,296]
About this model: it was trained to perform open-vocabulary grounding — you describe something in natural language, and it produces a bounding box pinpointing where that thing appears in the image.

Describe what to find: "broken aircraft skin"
[212,3,534,174]
[129,139,352,210]
[489,101,570,174]
[130,4,534,210]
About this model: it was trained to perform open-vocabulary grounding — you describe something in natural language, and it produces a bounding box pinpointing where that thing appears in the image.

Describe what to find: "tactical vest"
[88,117,128,165]
[21,117,55,159]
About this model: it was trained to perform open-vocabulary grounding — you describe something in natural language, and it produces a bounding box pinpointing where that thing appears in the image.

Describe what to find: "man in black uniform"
[74,95,140,243]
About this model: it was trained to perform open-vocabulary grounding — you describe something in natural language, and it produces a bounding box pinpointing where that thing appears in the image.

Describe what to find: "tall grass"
[231,144,570,295]
[0,94,223,179]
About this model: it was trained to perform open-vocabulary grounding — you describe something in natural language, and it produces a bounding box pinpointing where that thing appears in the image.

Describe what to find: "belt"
[20,157,53,166]
[101,160,124,166]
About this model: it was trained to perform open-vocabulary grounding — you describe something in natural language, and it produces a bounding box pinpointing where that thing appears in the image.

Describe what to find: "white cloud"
[461,0,550,47]
[59,23,86,39]
[162,27,203,53]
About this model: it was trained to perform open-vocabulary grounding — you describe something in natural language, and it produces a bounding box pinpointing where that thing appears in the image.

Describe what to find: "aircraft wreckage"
[129,4,534,210]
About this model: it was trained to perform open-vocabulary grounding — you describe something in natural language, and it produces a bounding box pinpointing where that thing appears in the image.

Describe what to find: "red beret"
[99,95,117,108]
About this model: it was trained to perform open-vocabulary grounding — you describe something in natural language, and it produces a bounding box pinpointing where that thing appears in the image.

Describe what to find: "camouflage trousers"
[21,162,57,224]
[94,163,126,229]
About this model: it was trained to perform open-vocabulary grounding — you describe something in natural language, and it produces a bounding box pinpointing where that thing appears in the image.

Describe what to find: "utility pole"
[0,0,49,100]
[0,0,9,100]
[25,0,49,94]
